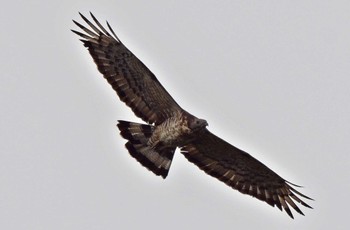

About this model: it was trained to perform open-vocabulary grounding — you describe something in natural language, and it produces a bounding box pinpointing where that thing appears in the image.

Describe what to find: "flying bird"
[72,12,313,219]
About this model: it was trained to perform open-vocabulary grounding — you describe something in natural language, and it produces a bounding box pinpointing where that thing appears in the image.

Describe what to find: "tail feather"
[117,120,176,178]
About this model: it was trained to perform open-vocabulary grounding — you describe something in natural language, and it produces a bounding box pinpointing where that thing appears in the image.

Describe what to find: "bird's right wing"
[72,13,182,125]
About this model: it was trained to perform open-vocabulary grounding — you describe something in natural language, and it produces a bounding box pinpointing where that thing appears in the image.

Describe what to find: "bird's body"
[148,111,206,148]
[72,12,313,219]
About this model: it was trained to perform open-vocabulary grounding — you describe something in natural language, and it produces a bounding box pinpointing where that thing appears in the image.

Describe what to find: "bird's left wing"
[181,130,313,219]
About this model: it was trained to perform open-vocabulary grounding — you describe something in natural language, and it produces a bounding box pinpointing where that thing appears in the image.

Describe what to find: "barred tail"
[117,120,176,178]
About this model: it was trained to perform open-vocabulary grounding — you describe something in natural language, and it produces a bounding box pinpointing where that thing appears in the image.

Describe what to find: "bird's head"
[188,117,208,132]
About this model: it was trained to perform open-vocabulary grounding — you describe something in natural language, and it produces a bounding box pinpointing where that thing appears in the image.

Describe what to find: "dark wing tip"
[72,12,122,42]
[71,29,90,40]
[106,20,121,43]
[78,12,90,25]
[72,20,84,30]
[285,208,294,219]
[287,183,314,201]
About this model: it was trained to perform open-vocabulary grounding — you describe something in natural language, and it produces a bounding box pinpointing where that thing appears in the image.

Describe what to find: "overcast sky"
[1,1,350,229]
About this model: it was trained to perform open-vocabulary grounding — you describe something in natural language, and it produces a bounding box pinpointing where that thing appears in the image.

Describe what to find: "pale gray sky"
[1,1,350,229]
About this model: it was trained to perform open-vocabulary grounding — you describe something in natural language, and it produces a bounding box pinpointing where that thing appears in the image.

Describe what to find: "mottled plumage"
[72,12,313,219]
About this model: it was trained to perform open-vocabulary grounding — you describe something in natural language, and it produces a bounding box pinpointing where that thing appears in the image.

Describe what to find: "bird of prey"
[72,12,313,219]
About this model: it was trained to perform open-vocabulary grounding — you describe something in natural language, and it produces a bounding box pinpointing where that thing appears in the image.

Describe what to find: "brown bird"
[72,12,313,219]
